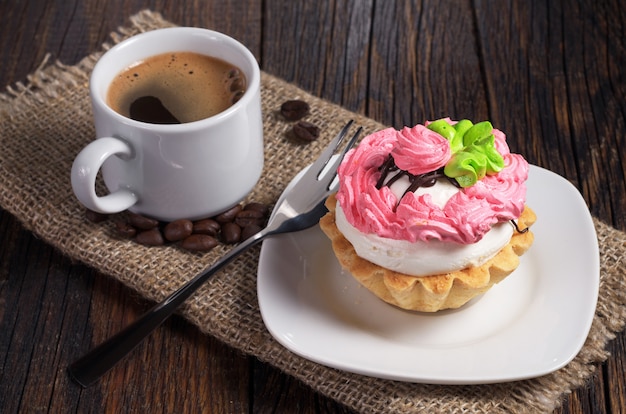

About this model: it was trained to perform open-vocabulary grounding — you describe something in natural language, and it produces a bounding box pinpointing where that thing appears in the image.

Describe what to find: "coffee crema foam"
[107,51,246,124]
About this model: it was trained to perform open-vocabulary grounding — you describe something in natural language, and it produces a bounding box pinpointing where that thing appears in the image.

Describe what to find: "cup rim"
[90,27,261,132]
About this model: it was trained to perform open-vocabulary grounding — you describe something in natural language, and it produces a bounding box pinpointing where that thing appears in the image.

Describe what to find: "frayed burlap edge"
[1,9,625,414]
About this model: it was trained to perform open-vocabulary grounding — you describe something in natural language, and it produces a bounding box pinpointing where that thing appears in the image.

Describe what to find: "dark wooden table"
[1,1,624,413]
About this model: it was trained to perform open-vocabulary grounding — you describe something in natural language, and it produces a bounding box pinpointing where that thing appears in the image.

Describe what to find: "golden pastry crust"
[319,193,536,312]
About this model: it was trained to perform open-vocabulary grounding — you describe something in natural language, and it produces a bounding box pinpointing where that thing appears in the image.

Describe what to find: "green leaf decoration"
[427,119,463,153]
[427,119,504,187]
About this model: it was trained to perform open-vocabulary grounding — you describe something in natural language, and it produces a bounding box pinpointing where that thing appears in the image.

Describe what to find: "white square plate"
[257,165,599,384]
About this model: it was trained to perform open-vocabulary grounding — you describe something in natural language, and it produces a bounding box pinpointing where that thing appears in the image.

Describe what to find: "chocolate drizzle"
[376,154,532,233]
[510,219,530,234]
[375,154,460,199]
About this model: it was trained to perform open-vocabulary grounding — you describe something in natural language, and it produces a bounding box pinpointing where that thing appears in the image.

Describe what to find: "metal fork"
[68,121,362,387]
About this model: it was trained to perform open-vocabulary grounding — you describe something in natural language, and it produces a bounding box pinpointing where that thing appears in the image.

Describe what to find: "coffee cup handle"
[71,137,138,214]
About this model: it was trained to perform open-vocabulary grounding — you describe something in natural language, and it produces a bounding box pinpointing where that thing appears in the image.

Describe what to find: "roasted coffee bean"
[243,202,270,216]
[234,209,265,227]
[214,204,243,223]
[164,219,193,242]
[293,121,320,142]
[127,212,159,230]
[180,234,218,252]
[135,228,165,246]
[85,209,109,223]
[280,100,310,121]
[115,221,137,238]
[221,222,242,244]
[192,218,221,236]
[241,224,263,240]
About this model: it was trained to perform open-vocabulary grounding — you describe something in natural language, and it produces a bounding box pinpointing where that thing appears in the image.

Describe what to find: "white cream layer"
[334,199,514,277]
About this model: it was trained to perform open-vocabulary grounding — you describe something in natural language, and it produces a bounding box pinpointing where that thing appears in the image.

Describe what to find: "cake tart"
[319,118,535,312]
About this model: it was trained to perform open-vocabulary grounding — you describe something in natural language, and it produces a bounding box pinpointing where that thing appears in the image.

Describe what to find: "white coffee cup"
[71,27,264,221]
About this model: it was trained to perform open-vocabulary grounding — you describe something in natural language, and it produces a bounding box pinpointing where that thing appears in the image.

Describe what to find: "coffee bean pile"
[85,202,270,252]
[280,99,320,142]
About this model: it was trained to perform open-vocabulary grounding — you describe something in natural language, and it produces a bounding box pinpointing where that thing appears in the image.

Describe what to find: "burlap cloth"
[1,10,625,413]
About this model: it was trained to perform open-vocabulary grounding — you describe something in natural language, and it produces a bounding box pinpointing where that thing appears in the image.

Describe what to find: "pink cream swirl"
[392,125,451,175]
[335,122,529,244]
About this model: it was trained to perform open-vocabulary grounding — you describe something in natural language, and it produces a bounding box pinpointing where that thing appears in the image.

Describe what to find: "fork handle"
[68,230,268,388]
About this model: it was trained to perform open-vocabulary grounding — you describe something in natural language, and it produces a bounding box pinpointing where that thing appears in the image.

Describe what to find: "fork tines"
[313,120,362,182]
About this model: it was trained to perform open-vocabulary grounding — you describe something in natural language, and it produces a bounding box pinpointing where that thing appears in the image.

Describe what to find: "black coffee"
[129,96,181,124]
[107,52,246,124]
